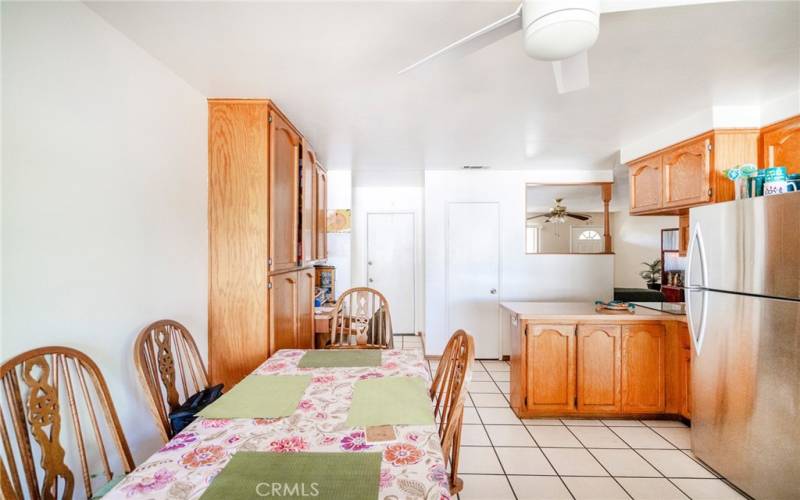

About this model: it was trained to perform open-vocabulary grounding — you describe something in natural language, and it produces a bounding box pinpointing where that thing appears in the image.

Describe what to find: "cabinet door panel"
[527,324,576,411]
[763,117,800,174]
[269,111,301,272]
[269,271,298,354]
[301,141,316,264]
[577,325,621,413]
[297,269,315,349]
[314,165,328,260]
[629,157,662,213]
[622,324,666,413]
[663,137,711,208]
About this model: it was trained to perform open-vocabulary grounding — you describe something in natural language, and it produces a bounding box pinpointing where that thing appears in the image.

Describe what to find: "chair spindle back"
[133,320,208,442]
[0,346,134,500]
[429,330,475,495]
[329,288,393,349]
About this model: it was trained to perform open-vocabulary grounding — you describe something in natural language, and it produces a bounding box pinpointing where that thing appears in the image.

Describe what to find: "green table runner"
[200,452,382,500]
[346,376,434,427]
[198,375,311,419]
[298,349,382,368]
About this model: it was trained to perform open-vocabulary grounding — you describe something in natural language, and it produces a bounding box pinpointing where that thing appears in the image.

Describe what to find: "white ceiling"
[86,1,800,171]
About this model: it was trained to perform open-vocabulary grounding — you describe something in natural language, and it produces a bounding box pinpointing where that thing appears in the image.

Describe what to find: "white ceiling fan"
[399,0,739,94]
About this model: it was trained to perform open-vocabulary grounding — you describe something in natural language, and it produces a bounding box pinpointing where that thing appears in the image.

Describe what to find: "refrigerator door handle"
[686,223,708,354]
[686,288,708,355]
[686,223,708,290]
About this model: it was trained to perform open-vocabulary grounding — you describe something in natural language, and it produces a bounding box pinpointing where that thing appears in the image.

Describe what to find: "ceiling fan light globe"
[522,6,599,61]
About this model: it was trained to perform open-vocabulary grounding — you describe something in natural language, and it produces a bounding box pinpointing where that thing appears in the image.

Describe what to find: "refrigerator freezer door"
[689,192,800,301]
[692,290,800,500]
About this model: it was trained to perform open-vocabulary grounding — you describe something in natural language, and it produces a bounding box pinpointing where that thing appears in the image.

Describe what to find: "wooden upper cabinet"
[269,270,298,355]
[629,157,663,213]
[621,324,666,413]
[663,136,711,209]
[297,268,315,349]
[526,324,576,411]
[576,325,621,413]
[314,164,328,260]
[301,140,316,264]
[269,111,301,272]
[627,129,757,215]
[762,115,800,174]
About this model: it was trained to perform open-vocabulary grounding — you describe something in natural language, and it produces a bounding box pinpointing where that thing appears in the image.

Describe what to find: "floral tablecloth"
[106,349,450,500]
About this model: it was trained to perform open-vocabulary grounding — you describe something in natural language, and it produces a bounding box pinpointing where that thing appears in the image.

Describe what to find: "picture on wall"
[326,209,351,233]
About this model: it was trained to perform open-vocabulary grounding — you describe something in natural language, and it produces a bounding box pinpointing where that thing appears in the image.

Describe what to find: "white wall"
[2,2,207,462]
[611,167,679,289]
[325,169,352,298]
[612,211,678,288]
[351,170,425,334]
[425,170,615,357]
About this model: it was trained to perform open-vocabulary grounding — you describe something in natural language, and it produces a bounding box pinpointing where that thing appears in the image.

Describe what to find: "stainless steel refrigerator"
[686,192,800,500]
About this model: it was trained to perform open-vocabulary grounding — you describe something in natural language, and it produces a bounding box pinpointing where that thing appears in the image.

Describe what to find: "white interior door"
[367,212,415,334]
[447,202,500,359]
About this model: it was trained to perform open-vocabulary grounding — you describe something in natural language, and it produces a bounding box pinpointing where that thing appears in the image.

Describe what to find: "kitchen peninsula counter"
[501,301,691,420]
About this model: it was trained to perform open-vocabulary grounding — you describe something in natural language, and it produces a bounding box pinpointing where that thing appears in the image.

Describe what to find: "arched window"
[577,229,601,241]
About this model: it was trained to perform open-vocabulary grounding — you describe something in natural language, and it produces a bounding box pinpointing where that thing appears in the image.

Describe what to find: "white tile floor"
[415,351,748,500]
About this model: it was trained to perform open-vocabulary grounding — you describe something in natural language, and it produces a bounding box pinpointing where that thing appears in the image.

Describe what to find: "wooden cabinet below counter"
[576,325,621,413]
[621,324,666,413]
[509,313,691,420]
[526,324,576,412]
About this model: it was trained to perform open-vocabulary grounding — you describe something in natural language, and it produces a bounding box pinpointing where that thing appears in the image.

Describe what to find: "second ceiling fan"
[399,0,737,94]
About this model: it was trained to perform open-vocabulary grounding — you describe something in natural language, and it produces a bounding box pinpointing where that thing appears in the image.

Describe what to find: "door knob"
[490,288,497,294]
[369,278,374,283]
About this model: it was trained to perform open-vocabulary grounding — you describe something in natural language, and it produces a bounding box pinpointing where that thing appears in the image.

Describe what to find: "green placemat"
[346,376,434,427]
[198,375,311,419]
[200,452,382,500]
[298,349,382,368]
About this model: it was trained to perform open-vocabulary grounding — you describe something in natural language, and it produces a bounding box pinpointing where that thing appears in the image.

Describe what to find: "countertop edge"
[500,302,687,322]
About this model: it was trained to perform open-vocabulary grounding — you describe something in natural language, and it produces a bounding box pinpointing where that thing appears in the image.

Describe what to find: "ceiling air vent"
[462,165,490,170]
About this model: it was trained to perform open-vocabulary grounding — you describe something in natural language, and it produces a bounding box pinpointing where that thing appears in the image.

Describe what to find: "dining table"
[105,349,451,500]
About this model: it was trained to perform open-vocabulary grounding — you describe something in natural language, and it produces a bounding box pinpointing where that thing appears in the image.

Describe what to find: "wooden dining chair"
[0,346,135,499]
[429,330,475,495]
[329,287,394,349]
[134,319,209,442]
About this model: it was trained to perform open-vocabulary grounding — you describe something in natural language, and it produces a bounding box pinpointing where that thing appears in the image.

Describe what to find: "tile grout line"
[473,362,519,500]
[487,359,577,500]
[561,421,634,500]
[466,360,734,500]
[603,422,700,500]
[520,415,577,500]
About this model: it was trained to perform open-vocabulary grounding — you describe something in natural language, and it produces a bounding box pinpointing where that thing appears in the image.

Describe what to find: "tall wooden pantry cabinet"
[208,99,327,388]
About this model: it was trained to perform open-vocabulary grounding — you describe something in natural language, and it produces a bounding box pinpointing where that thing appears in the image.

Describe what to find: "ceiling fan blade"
[398,3,523,75]
[552,51,590,94]
[566,213,591,221]
[527,214,549,220]
[599,0,739,14]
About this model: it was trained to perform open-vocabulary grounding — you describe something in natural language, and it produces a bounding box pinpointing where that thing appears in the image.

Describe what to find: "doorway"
[446,202,500,359]
[366,212,415,334]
